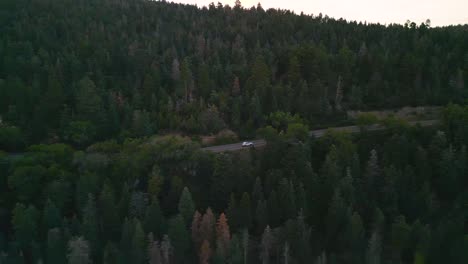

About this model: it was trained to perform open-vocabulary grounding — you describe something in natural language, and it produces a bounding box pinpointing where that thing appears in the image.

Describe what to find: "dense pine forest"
[0,0,467,149]
[0,0,468,263]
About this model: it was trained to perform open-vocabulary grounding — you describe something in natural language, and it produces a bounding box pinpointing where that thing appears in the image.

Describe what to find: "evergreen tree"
[99,184,120,241]
[67,237,90,264]
[200,208,216,246]
[226,193,239,230]
[12,203,38,251]
[103,242,119,264]
[252,177,264,207]
[191,210,202,253]
[366,232,381,264]
[255,199,268,234]
[46,228,67,264]
[260,226,274,264]
[42,199,62,231]
[390,215,411,262]
[199,240,212,264]
[148,238,162,264]
[239,192,252,229]
[120,219,134,264]
[178,187,196,224]
[242,229,249,264]
[75,77,103,124]
[216,213,231,259]
[81,194,99,260]
[131,220,146,264]
[168,215,190,262]
[160,235,172,264]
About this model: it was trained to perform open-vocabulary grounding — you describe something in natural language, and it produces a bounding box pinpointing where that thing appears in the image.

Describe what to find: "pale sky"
[170,0,468,26]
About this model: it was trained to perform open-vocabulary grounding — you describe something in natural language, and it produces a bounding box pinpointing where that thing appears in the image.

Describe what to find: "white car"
[242,141,254,147]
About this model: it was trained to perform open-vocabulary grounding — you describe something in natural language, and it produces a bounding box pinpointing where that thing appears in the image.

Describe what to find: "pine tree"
[191,210,202,252]
[142,73,156,108]
[226,193,239,230]
[326,190,347,248]
[365,149,381,209]
[242,229,249,264]
[75,76,103,123]
[12,203,39,250]
[335,75,344,111]
[131,219,146,264]
[267,190,280,227]
[178,187,196,224]
[288,56,301,85]
[227,234,243,264]
[168,215,190,261]
[283,242,290,264]
[232,76,241,96]
[216,213,231,258]
[200,208,216,246]
[295,209,312,262]
[348,212,365,264]
[160,235,172,264]
[99,184,120,241]
[181,58,194,101]
[171,58,180,81]
[255,199,268,234]
[103,242,119,264]
[43,199,62,231]
[315,252,327,264]
[129,191,147,219]
[252,177,264,207]
[81,194,99,259]
[47,228,67,264]
[148,166,163,198]
[120,218,134,263]
[390,215,411,262]
[260,226,273,264]
[239,192,252,229]
[67,237,90,264]
[366,231,381,264]
[148,238,162,264]
[199,240,212,264]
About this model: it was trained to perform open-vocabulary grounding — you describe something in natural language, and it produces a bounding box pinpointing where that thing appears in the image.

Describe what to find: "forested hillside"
[1,0,468,263]
[1,105,468,264]
[0,0,467,150]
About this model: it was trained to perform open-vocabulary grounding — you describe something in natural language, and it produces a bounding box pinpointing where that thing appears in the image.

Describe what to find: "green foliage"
[12,203,39,248]
[0,125,25,151]
[0,0,463,147]
[63,121,97,147]
[8,165,46,202]
[268,112,304,132]
[355,113,379,127]
[46,228,67,264]
[178,187,196,224]
[42,200,62,231]
[286,123,309,142]
[168,214,191,262]
[1,0,468,262]
[67,237,90,264]
[81,195,99,259]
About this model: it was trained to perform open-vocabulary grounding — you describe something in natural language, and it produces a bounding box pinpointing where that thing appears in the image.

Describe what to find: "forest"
[1,104,468,264]
[0,0,467,263]
[0,0,467,150]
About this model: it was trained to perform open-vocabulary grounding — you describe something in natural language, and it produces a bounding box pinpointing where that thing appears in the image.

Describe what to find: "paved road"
[202,139,267,153]
[203,120,440,153]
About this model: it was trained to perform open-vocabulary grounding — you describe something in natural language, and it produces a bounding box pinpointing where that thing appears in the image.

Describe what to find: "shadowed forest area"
[0,0,467,150]
[0,0,467,263]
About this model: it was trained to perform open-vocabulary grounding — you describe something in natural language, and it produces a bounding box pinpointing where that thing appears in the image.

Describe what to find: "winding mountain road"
[202,120,440,153]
